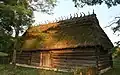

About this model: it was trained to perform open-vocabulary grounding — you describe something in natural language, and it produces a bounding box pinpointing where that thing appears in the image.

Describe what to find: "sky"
[34,0,120,45]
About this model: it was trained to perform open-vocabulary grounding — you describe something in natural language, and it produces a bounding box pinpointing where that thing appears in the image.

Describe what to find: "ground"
[0,57,120,75]
[0,64,72,75]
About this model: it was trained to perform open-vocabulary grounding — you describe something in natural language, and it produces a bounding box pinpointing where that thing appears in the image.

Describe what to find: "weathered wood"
[98,60,111,63]
[51,49,95,53]
[53,63,96,68]
[52,52,95,56]
[52,59,96,64]
[52,56,96,60]
[16,47,112,72]
[31,52,40,65]
[16,57,30,60]
[31,62,40,66]
[99,56,110,59]
[99,54,110,57]
[98,64,110,70]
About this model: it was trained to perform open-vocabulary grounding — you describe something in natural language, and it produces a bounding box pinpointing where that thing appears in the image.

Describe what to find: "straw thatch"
[22,14,113,51]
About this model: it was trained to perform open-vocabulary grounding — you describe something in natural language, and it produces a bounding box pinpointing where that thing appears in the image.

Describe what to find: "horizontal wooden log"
[17,54,31,57]
[52,56,96,60]
[52,52,95,56]
[52,59,96,64]
[31,55,40,57]
[53,63,96,68]
[17,52,31,55]
[16,57,30,60]
[98,62,110,67]
[31,59,40,62]
[16,60,30,64]
[98,64,111,70]
[98,60,111,63]
[31,62,40,66]
[99,57,110,60]
[31,58,40,63]
[51,50,95,53]
[99,54,110,58]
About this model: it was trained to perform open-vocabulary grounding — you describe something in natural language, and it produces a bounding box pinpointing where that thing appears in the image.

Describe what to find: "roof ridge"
[31,11,96,27]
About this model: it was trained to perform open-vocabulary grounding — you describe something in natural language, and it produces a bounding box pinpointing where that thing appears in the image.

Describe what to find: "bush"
[0,52,9,64]
[72,66,98,75]
[112,46,120,58]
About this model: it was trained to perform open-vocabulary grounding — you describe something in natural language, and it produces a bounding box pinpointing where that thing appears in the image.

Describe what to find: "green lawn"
[0,64,72,75]
[0,57,120,75]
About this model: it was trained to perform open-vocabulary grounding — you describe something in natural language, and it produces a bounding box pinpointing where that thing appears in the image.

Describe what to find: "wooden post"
[50,51,53,68]
[40,52,42,66]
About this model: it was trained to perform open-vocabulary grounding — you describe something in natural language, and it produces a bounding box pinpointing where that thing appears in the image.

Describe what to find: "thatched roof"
[22,14,113,51]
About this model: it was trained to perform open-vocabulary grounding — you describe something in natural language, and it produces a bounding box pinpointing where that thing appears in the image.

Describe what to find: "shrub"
[112,46,120,58]
[72,66,98,75]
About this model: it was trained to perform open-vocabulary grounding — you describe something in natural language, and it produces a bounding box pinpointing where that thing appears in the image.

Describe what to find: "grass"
[0,57,120,75]
[0,64,39,75]
[0,64,72,75]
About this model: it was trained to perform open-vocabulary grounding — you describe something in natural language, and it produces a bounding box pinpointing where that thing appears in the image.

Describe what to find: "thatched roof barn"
[17,13,114,73]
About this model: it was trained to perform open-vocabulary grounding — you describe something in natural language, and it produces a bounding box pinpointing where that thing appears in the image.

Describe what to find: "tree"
[109,17,120,46]
[72,0,120,8]
[0,0,57,67]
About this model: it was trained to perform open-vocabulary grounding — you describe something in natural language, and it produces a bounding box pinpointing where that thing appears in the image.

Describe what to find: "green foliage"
[72,0,120,8]
[0,0,33,54]
[29,0,57,14]
[0,0,57,65]
[112,46,120,58]
[71,66,97,75]
[0,0,57,52]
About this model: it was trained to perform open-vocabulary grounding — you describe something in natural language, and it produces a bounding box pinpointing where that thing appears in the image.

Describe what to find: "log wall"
[16,51,40,66]
[16,47,112,71]
[16,52,32,64]
[31,51,40,66]
[51,47,97,69]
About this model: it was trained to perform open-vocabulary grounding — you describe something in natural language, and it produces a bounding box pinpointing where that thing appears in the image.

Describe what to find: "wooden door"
[40,52,51,67]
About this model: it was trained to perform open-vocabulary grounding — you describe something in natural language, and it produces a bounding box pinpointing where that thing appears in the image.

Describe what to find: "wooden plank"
[51,50,95,53]
[98,60,111,63]
[17,54,31,57]
[31,52,40,64]
[52,56,96,60]
[17,60,30,63]
[31,59,40,62]
[99,57,109,60]
[52,59,96,64]
[53,63,96,68]
[16,57,30,60]
[52,52,95,56]
[99,54,110,57]
[18,52,31,55]
[98,64,110,70]
[98,62,110,67]
[31,62,40,66]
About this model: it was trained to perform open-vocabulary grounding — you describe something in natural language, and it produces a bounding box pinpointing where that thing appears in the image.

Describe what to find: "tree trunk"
[12,38,18,68]
[12,49,17,67]
[12,27,19,68]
